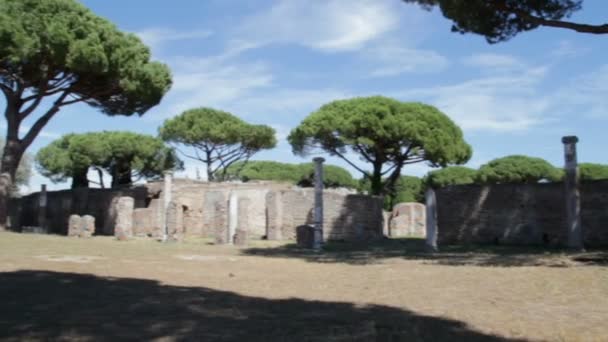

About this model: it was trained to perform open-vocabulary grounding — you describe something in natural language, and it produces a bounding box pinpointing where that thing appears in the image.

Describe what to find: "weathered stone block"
[81,215,95,238]
[68,214,82,237]
[389,202,426,238]
[265,191,283,240]
[296,225,315,249]
[214,199,228,245]
[166,201,184,242]
[114,197,134,241]
[234,229,248,246]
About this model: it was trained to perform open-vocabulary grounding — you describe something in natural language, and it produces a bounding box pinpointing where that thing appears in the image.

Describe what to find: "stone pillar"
[68,215,82,237]
[38,184,47,231]
[214,199,229,244]
[234,197,250,246]
[313,157,325,250]
[162,171,173,241]
[228,192,238,245]
[265,191,283,240]
[563,136,583,250]
[81,215,95,238]
[425,188,438,252]
[114,197,134,240]
[166,201,184,241]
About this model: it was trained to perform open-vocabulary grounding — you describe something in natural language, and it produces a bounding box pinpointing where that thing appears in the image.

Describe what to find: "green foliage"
[0,0,172,115]
[476,155,562,184]
[297,163,358,189]
[402,1,601,43]
[224,160,358,189]
[425,166,477,188]
[159,108,276,181]
[579,163,608,181]
[288,96,471,195]
[36,131,182,188]
[360,175,424,210]
[387,176,424,209]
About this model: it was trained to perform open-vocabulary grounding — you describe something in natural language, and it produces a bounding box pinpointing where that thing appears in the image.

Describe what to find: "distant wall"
[10,187,148,235]
[10,179,384,242]
[266,189,384,241]
[435,180,608,247]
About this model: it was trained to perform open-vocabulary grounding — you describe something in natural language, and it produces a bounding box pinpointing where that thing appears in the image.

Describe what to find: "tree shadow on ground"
[242,238,608,267]
[0,270,524,342]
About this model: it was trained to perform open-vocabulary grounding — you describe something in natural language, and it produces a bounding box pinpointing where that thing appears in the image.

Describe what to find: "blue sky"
[12,0,608,191]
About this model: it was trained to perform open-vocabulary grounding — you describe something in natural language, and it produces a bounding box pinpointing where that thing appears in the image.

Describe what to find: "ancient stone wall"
[10,187,148,236]
[435,180,608,247]
[11,179,383,242]
[163,180,291,238]
[266,188,383,241]
[388,203,426,238]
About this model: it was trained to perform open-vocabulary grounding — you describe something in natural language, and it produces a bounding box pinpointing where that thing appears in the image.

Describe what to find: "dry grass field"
[0,232,607,341]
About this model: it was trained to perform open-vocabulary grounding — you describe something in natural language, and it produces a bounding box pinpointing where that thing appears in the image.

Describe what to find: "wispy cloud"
[463,53,525,70]
[555,64,608,118]
[394,66,552,132]
[365,42,449,77]
[236,0,399,52]
[136,28,212,51]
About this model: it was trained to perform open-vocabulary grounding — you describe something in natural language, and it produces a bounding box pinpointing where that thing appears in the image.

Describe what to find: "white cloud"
[237,0,399,52]
[225,88,352,121]
[394,66,552,132]
[552,40,591,59]
[463,53,524,70]
[365,43,449,77]
[149,54,274,120]
[136,28,212,51]
[556,64,608,118]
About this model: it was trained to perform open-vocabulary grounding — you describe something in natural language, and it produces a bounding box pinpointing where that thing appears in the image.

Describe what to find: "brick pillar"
[425,188,438,252]
[562,136,583,250]
[162,171,173,242]
[114,197,134,240]
[265,191,283,240]
[313,157,325,250]
[38,184,47,232]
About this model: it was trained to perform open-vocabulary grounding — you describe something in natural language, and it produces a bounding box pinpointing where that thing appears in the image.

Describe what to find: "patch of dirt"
[34,255,106,263]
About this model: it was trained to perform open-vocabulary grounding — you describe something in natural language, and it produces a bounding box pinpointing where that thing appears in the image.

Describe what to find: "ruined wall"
[165,180,292,238]
[435,180,608,247]
[388,203,426,238]
[11,187,148,235]
[266,188,383,241]
[12,178,383,242]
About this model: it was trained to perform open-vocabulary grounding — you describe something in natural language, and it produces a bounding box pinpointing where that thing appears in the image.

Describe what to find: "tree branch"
[494,0,608,34]
[21,91,70,148]
[328,146,370,177]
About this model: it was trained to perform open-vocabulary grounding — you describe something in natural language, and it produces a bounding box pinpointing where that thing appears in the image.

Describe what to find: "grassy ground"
[0,233,607,341]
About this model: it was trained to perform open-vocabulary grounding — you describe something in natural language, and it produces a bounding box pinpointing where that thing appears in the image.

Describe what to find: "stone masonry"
[388,203,426,238]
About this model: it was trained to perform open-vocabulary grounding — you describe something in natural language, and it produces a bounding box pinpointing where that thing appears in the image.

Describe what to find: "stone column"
[265,191,283,240]
[563,136,583,250]
[234,197,250,246]
[425,188,438,252]
[162,171,173,242]
[38,184,47,232]
[114,197,134,240]
[228,192,238,245]
[313,157,325,250]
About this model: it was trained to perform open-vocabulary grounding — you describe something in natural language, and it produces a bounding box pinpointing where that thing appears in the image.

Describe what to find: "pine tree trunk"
[0,137,23,231]
[71,169,90,189]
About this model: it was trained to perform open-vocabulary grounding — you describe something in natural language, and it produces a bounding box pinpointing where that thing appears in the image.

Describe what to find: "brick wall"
[435,180,608,247]
[11,187,148,235]
[267,188,383,241]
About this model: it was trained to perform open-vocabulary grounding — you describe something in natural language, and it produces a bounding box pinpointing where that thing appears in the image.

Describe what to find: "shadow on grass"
[242,238,608,267]
[0,270,523,342]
